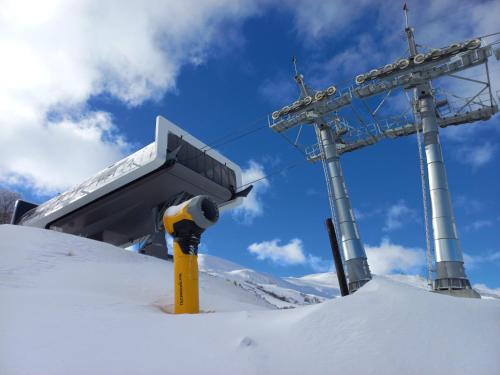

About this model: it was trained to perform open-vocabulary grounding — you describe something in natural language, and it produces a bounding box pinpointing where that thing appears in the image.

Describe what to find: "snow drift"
[1,225,499,375]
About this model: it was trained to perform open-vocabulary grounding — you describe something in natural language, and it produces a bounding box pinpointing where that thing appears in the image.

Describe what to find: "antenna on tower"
[292,56,299,77]
[291,56,309,98]
[403,2,409,29]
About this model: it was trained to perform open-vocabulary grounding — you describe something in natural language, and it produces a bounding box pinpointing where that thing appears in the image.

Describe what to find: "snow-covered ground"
[1,224,500,375]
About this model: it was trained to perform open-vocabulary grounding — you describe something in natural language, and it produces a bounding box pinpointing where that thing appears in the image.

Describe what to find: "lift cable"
[175,111,310,168]
[237,160,306,189]
[174,115,269,165]
[276,131,308,157]
[198,115,269,152]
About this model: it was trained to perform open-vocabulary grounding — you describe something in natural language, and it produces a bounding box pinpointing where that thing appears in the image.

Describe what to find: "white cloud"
[248,238,305,265]
[248,238,330,271]
[454,195,483,214]
[0,112,128,195]
[441,123,487,143]
[306,254,331,273]
[383,200,417,232]
[464,251,500,269]
[279,0,374,43]
[454,142,497,169]
[0,0,260,195]
[306,188,319,196]
[259,76,298,107]
[466,220,493,232]
[309,34,389,88]
[232,160,270,224]
[354,207,383,221]
[472,283,500,296]
[365,238,426,275]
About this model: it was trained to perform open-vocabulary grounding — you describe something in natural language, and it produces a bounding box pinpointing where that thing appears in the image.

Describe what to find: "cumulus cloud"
[454,195,483,214]
[464,251,500,269]
[365,238,426,275]
[259,76,298,107]
[248,238,306,265]
[306,254,331,273]
[0,112,128,195]
[454,142,497,169]
[248,238,330,271]
[249,236,427,274]
[279,0,374,43]
[308,33,389,89]
[383,200,417,232]
[354,207,383,221]
[466,219,493,232]
[232,160,270,224]
[472,283,500,296]
[0,0,260,195]
[306,188,319,196]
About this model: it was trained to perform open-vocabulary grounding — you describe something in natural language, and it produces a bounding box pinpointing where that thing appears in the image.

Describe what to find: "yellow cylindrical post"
[173,241,199,314]
[163,195,219,315]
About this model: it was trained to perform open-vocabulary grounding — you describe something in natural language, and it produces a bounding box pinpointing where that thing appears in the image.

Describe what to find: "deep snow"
[1,225,499,375]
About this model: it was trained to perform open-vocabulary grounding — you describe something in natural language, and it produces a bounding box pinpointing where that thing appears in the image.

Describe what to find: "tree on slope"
[0,189,21,224]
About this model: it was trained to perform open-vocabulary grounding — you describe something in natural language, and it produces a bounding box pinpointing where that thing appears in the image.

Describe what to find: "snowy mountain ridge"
[198,254,329,308]
[198,253,500,306]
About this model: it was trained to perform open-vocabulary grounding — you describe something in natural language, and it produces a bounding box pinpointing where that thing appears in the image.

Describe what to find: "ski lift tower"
[347,5,499,298]
[269,4,499,297]
[269,60,372,293]
[403,5,474,296]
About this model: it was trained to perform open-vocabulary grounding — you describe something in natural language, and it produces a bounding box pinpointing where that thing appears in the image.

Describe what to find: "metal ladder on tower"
[414,103,434,289]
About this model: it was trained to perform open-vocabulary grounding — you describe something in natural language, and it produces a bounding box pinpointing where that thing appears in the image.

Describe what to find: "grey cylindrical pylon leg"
[418,85,475,293]
[319,126,371,292]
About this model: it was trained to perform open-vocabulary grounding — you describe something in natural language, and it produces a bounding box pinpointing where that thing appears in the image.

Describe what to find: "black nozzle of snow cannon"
[199,196,219,224]
[325,218,349,297]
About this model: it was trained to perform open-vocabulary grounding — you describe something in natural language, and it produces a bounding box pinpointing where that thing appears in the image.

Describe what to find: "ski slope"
[199,254,500,304]
[198,254,329,307]
[1,225,500,375]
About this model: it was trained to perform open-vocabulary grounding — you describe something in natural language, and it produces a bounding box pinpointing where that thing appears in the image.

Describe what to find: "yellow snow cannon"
[163,195,219,314]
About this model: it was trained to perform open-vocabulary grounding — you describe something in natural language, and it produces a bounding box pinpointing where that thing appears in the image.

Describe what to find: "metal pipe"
[415,120,433,288]
[403,4,418,58]
[416,84,475,293]
[405,26,418,57]
[319,126,371,292]
[325,218,349,297]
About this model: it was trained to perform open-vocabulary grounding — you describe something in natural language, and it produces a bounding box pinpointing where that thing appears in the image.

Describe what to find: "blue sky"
[1,0,499,288]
